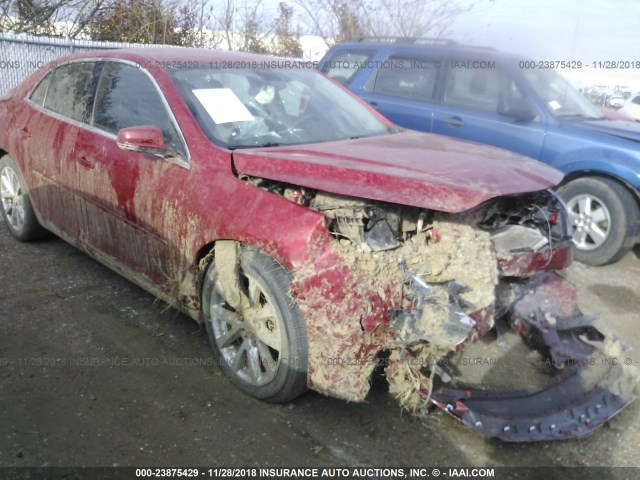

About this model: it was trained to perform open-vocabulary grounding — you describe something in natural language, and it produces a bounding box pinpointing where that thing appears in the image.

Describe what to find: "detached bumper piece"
[429,363,634,442]
[427,272,639,442]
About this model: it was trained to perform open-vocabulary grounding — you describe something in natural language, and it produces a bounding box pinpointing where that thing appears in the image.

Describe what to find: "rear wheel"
[558,177,639,265]
[201,245,308,403]
[0,155,47,241]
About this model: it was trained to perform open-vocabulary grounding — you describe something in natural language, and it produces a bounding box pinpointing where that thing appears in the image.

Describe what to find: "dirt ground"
[1,221,639,473]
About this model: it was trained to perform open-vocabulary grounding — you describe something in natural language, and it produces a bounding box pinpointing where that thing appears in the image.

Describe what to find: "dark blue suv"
[318,39,640,265]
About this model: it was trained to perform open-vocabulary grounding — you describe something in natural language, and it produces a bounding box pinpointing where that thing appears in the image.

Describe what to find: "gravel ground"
[1,222,639,477]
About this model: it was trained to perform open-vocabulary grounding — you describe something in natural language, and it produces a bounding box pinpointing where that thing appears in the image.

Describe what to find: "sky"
[447,0,640,90]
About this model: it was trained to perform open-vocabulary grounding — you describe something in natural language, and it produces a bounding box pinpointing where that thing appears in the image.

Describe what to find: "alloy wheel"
[566,193,611,250]
[0,166,26,232]
[208,270,282,386]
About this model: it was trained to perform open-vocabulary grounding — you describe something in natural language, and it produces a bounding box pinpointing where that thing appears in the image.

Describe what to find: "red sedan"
[0,48,637,441]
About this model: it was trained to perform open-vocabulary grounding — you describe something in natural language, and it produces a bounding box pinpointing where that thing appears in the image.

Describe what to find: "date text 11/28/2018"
[135,467,496,478]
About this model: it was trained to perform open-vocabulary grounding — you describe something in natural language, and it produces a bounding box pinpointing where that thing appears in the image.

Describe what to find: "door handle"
[77,155,95,170]
[369,101,380,110]
[443,116,465,127]
[20,127,31,139]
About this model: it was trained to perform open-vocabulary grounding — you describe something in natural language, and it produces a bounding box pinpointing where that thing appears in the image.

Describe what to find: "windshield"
[168,66,392,149]
[521,69,604,120]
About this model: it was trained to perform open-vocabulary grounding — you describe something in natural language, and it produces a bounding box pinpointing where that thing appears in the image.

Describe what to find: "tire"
[201,245,308,403]
[558,177,640,266]
[0,155,48,241]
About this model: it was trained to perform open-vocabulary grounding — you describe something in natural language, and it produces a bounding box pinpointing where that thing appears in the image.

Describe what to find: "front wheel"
[201,245,308,403]
[558,177,639,265]
[0,155,48,241]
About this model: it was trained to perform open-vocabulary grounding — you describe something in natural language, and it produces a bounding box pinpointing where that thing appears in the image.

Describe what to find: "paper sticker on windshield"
[193,88,254,124]
[548,100,562,110]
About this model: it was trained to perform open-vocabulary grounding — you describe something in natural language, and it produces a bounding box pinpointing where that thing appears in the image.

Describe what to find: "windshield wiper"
[255,142,284,148]
[348,128,399,140]
[226,142,283,150]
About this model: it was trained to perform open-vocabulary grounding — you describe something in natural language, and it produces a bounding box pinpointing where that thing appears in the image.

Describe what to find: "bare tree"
[0,0,111,37]
[365,0,488,38]
[270,2,302,57]
[90,0,202,45]
[179,0,219,48]
[293,0,492,46]
[292,0,365,46]
[237,0,272,53]
[211,0,235,50]
[65,0,112,38]
[0,0,316,52]
[0,0,59,35]
[207,0,270,52]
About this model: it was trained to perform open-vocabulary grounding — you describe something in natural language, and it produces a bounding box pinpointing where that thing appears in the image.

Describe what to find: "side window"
[44,62,96,122]
[29,71,52,106]
[321,50,374,85]
[632,96,640,105]
[93,62,186,157]
[444,64,527,114]
[365,56,438,101]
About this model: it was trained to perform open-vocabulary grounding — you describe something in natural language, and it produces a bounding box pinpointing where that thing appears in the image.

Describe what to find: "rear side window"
[321,50,374,85]
[93,62,186,157]
[365,55,438,101]
[44,62,96,122]
[29,71,52,106]
[444,64,526,113]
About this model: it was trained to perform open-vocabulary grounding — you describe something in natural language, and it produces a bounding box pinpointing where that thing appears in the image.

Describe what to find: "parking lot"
[1,221,639,471]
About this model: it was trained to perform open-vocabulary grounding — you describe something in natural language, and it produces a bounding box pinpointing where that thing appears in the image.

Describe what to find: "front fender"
[551,149,640,191]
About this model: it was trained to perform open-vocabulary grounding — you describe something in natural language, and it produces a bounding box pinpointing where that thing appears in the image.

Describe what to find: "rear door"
[17,61,99,234]
[431,57,546,159]
[355,53,442,132]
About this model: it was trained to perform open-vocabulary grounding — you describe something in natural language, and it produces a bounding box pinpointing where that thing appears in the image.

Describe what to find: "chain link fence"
[0,32,163,94]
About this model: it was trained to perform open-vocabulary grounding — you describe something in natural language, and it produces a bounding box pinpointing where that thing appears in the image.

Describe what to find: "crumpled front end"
[372,191,638,442]
[289,189,504,402]
[240,175,638,441]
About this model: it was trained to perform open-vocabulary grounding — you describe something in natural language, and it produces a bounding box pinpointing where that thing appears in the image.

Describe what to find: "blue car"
[318,39,640,265]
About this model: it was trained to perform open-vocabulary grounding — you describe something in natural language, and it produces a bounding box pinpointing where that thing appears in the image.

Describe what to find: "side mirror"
[498,97,537,121]
[117,125,167,154]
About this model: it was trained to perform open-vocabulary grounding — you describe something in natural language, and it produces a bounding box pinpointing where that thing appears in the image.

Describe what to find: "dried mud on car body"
[363,215,499,412]
[2,225,640,469]
[292,212,498,405]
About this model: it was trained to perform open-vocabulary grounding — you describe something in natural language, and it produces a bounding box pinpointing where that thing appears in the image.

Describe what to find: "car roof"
[54,47,293,66]
[329,38,521,61]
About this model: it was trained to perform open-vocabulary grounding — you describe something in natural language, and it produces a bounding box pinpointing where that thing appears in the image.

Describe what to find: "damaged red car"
[1,48,637,442]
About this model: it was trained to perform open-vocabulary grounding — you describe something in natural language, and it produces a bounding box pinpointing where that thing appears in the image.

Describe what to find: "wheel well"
[195,240,218,291]
[196,240,217,267]
[560,171,640,206]
[0,149,7,159]
[195,239,246,291]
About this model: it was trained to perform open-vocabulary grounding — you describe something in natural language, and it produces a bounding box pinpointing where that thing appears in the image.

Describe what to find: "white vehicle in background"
[618,94,640,121]
[607,94,626,109]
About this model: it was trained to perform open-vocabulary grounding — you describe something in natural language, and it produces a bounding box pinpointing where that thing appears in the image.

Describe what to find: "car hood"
[232,131,563,213]
[576,119,640,142]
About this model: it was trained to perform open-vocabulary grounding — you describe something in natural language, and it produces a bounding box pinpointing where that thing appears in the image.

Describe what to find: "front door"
[72,61,191,287]
[432,58,546,160]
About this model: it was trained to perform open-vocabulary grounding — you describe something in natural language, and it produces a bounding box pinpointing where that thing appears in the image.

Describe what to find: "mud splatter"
[292,205,499,404]
[214,240,243,311]
[591,336,640,401]
[334,214,498,314]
